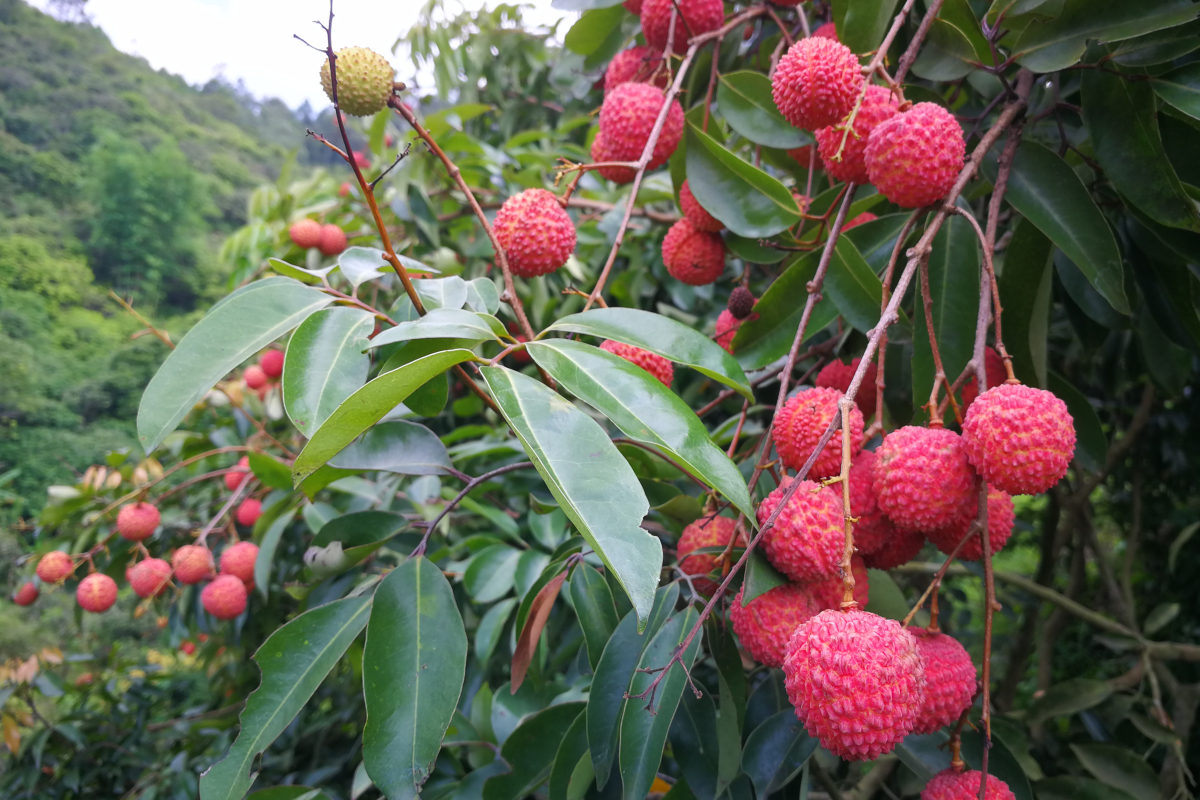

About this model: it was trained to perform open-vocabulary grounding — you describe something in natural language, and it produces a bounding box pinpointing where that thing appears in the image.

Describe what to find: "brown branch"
[895,0,947,85]
[109,291,174,350]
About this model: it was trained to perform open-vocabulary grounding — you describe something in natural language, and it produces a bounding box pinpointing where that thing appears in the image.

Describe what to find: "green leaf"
[910,19,979,81]
[1026,678,1112,726]
[1142,602,1180,635]
[198,596,372,800]
[255,504,299,599]
[292,349,477,485]
[246,789,332,800]
[742,549,787,605]
[894,732,952,783]
[938,0,998,64]
[1113,21,1200,66]
[725,233,790,265]
[712,631,745,793]
[363,557,467,800]
[370,308,500,348]
[685,123,802,238]
[1035,777,1142,800]
[309,511,410,575]
[553,0,623,12]
[548,712,591,800]
[268,257,335,286]
[1071,744,1159,800]
[485,704,586,800]
[731,251,838,370]
[998,220,1054,388]
[1151,63,1200,119]
[1082,65,1200,233]
[282,307,374,436]
[138,277,333,453]
[823,236,898,334]
[464,545,523,603]
[330,420,453,476]
[480,366,661,626]
[249,452,293,491]
[1168,520,1200,573]
[338,246,389,287]
[716,72,807,149]
[527,339,753,520]
[564,6,626,56]
[831,0,903,55]
[1047,372,1106,474]
[546,307,752,400]
[569,563,621,671]
[863,569,909,621]
[741,711,817,797]
[476,598,518,667]
[671,690,719,800]
[842,213,913,274]
[960,731,1034,800]
[465,277,501,315]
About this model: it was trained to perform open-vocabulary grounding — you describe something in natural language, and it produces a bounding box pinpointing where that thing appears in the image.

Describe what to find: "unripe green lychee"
[319,47,395,117]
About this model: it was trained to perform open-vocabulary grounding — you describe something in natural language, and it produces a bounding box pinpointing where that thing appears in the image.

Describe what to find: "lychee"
[927,488,1014,562]
[318,224,348,256]
[865,102,966,209]
[13,582,38,606]
[757,478,844,583]
[813,22,839,41]
[597,82,684,170]
[116,502,160,542]
[600,339,674,387]
[623,0,642,13]
[77,573,118,613]
[816,85,899,185]
[842,211,877,231]
[260,349,284,380]
[201,574,248,620]
[590,132,637,184]
[172,546,214,585]
[604,46,667,93]
[815,357,878,420]
[960,346,1007,411]
[846,450,895,554]
[36,551,75,583]
[773,387,864,480]
[662,218,726,285]
[676,516,742,596]
[338,182,352,197]
[921,769,1015,800]
[180,641,197,655]
[961,384,1076,496]
[236,498,263,527]
[243,365,268,391]
[642,0,724,55]
[225,456,251,491]
[319,47,394,116]
[129,558,173,598]
[494,189,577,278]
[731,584,821,668]
[679,180,724,232]
[862,526,926,570]
[289,219,323,249]
[772,38,864,131]
[714,310,743,354]
[783,609,925,760]
[220,541,260,584]
[727,286,756,319]
[807,554,870,611]
[911,628,976,734]
[874,427,976,531]
[352,151,370,169]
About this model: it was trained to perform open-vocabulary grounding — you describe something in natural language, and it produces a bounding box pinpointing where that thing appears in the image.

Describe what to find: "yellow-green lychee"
[320,47,394,117]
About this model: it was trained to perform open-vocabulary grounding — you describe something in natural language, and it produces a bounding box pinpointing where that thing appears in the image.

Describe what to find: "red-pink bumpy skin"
[663,218,726,285]
[807,554,870,611]
[960,346,1006,411]
[773,387,864,479]
[815,357,878,420]
[642,0,724,54]
[623,0,642,14]
[677,516,742,596]
[236,498,263,527]
[600,339,674,387]
[813,22,839,40]
[225,455,251,491]
[14,582,38,606]
[862,526,926,570]
[493,189,577,278]
[865,102,966,208]
[117,502,160,542]
[816,85,899,185]
[875,426,976,531]
[597,82,684,169]
[202,574,248,620]
[37,550,75,583]
[77,573,118,613]
[604,46,666,93]
[289,219,322,249]
[129,558,173,598]
[731,584,821,668]
[714,309,744,354]
[590,132,637,184]
[317,224,348,257]
[757,478,844,583]
[847,450,894,554]
[679,180,724,232]
[260,349,284,379]
[961,384,1076,496]
[927,487,1014,561]
[173,545,215,585]
[921,769,1016,800]
[243,365,268,390]
[784,609,925,760]
[772,38,864,131]
[911,628,977,734]
[220,541,260,583]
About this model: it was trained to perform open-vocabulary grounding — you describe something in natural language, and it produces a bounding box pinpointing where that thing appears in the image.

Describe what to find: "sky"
[36,0,574,109]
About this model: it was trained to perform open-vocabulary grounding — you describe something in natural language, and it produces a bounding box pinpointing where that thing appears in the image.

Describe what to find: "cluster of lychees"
[288,218,349,257]
[242,347,284,398]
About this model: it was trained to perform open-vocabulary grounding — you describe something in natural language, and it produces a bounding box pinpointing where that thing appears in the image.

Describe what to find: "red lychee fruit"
[77,573,118,613]
[600,339,674,387]
[816,85,899,185]
[731,584,821,668]
[172,546,214,585]
[289,219,323,249]
[787,145,816,167]
[318,224,348,256]
[861,526,926,570]
[604,46,667,93]
[911,628,976,734]
[783,609,925,760]
[338,182,352,197]
[385,133,394,147]
[961,384,1076,496]
[225,456,251,491]
[36,551,75,583]
[623,0,642,13]
[116,502,160,542]
[642,0,724,55]
[679,180,724,232]
[180,641,197,655]
[865,102,966,209]
[243,365,268,391]
[677,516,742,596]
[960,347,1007,412]
[129,558,173,598]
[494,189,577,278]
[813,22,839,41]
[815,357,878,420]
[714,310,744,354]
[590,132,637,184]
[807,554,870,611]
[662,218,726,285]
[921,769,1015,800]
[352,150,370,169]
[846,450,895,555]
[874,427,976,531]
[757,478,844,583]
[13,582,38,606]
[772,38,864,131]
[220,541,260,583]
[597,82,684,170]
[260,349,284,380]
[927,487,1015,561]
[842,211,877,231]
[236,498,263,527]
[202,574,248,620]
[773,387,864,480]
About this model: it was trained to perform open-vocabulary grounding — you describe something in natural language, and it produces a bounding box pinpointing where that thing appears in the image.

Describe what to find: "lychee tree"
[8,0,1200,798]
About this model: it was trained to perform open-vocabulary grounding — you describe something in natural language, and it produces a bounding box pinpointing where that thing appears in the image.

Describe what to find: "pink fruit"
[865,102,966,209]
[220,541,260,583]
[874,427,976,531]
[289,219,323,249]
[259,349,284,379]
[961,384,1076,496]
[225,456,251,491]
[172,546,214,585]
[493,189,577,278]
[757,478,844,583]
[677,516,742,596]
[911,628,977,734]
[129,558,173,599]
[773,387,864,480]
[596,82,684,170]
[642,0,724,55]
[201,574,248,620]
[243,365,268,391]
[921,769,1015,800]
[662,218,726,285]
[36,551,75,583]
[77,573,118,613]
[317,224,348,256]
[814,357,878,420]
[862,526,926,570]
[807,554,870,611]
[772,38,864,131]
[846,449,895,554]
[927,488,1015,561]
[679,180,724,232]
[13,582,38,606]
[714,309,743,354]
[731,584,821,668]
[236,498,263,527]
[816,85,899,185]
[960,347,1007,411]
[604,46,667,93]
[116,502,160,542]
[600,340,674,387]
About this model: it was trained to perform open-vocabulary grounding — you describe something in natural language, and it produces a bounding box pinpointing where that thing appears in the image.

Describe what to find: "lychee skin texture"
[243,365,268,390]
[236,499,263,528]
[677,516,741,596]
[623,0,642,13]
[773,387,865,480]
[816,85,899,185]
[731,584,821,668]
[129,558,173,599]
[597,83,685,170]
[960,347,1006,411]
[842,211,877,231]
[220,541,260,583]
[225,456,251,491]
[727,286,756,319]
[604,46,666,93]
[642,0,724,55]
[961,384,1076,496]
[865,102,966,209]
[815,357,878,420]
[172,546,214,585]
[77,573,118,614]
[875,427,976,531]
[807,554,870,611]
[289,219,323,249]
[679,180,724,232]
[260,349,284,379]
[784,609,925,761]
[772,38,864,131]
[921,770,1015,800]
[319,47,394,116]
[862,526,926,570]
[847,450,895,555]
[318,224,348,257]
[813,22,839,41]
[911,628,977,735]
[37,551,75,583]
[714,309,744,354]
[927,488,1015,562]
[663,218,726,285]
[600,339,674,387]
[202,574,248,620]
[117,502,160,542]
[757,479,845,583]
[493,189,577,278]
[590,132,637,184]
[13,582,38,606]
